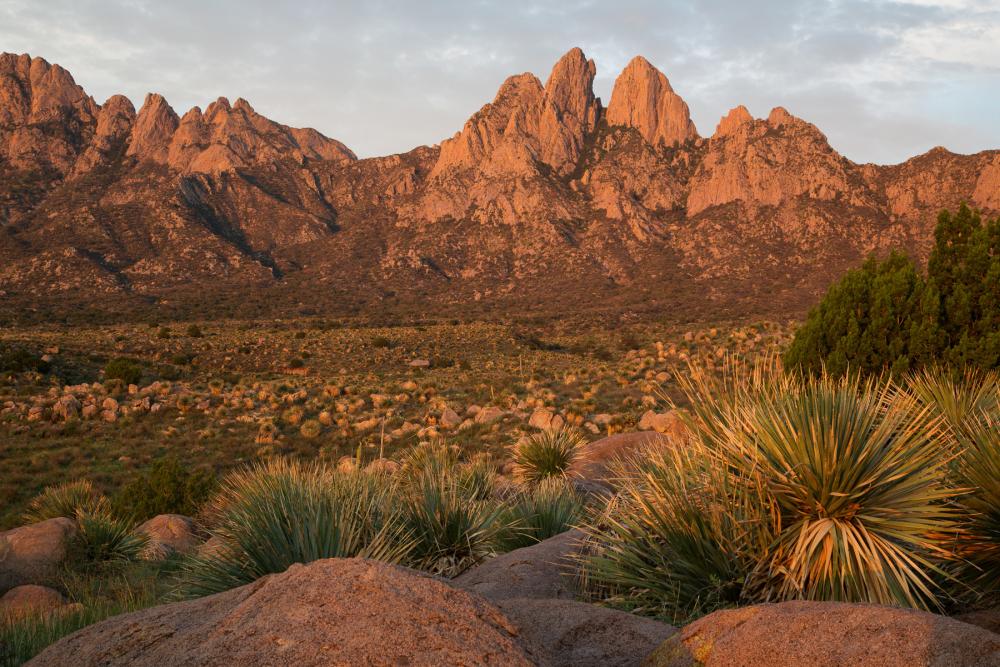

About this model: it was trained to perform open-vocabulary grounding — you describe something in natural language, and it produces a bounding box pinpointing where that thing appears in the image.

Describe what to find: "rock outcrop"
[30,558,541,666]
[606,56,698,147]
[644,601,1000,666]
[135,514,200,560]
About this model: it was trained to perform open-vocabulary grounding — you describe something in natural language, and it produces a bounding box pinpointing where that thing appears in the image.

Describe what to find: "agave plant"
[500,477,584,552]
[175,459,410,599]
[512,427,586,484]
[22,480,108,524]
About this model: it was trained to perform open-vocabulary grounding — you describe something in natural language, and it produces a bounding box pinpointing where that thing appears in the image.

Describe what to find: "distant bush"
[104,358,142,386]
[186,324,203,338]
[786,205,1000,375]
[112,457,216,522]
[288,357,304,369]
[157,327,171,340]
[371,336,394,349]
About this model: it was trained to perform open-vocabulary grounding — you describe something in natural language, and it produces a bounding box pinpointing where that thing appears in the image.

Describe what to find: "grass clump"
[512,428,585,484]
[70,508,148,565]
[22,480,107,524]
[501,478,583,551]
[954,411,1000,599]
[174,459,409,599]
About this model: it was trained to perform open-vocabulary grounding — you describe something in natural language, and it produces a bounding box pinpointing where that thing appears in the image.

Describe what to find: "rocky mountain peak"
[713,105,753,138]
[538,47,599,173]
[606,55,698,147]
[127,93,180,163]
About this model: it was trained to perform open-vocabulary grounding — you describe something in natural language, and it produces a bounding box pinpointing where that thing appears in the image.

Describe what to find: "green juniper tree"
[786,204,1000,375]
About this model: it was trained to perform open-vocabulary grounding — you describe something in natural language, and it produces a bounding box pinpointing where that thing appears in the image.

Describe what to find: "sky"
[2,0,999,164]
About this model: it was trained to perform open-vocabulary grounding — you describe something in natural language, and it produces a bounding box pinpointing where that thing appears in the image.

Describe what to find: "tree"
[785,206,1000,376]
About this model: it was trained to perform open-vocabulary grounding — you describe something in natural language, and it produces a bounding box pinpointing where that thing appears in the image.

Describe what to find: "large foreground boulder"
[454,529,584,601]
[456,530,677,666]
[29,558,541,666]
[643,601,1000,667]
[499,598,675,667]
[0,517,77,593]
[957,607,1000,635]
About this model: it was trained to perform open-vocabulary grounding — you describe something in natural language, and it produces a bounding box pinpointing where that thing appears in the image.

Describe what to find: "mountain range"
[1,48,998,323]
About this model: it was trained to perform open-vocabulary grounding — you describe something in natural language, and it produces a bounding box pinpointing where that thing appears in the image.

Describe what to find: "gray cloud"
[1,0,998,163]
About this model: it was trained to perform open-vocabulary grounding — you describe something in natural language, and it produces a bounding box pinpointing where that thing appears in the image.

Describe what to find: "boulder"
[135,514,199,560]
[643,601,1000,667]
[454,529,584,601]
[29,558,540,666]
[0,517,77,593]
[0,584,68,620]
[439,407,462,428]
[475,406,505,424]
[500,598,676,667]
[568,431,672,487]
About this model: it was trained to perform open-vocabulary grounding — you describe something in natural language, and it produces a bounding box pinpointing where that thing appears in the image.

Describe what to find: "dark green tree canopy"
[786,205,1000,376]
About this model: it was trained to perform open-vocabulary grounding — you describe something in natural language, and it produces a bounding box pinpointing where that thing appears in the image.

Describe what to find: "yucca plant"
[580,443,775,624]
[512,427,585,484]
[399,463,510,576]
[175,459,410,599]
[731,377,961,608]
[953,411,1000,598]
[500,477,584,551]
[70,508,147,565]
[587,359,966,619]
[22,480,108,524]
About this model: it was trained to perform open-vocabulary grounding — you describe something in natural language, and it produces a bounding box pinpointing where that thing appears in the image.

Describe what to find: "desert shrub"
[500,478,583,551]
[582,362,964,622]
[512,428,585,484]
[0,344,49,375]
[70,508,147,564]
[112,457,216,522]
[906,366,1000,434]
[185,324,203,338]
[22,480,108,524]
[103,358,142,386]
[786,205,1000,375]
[288,357,304,369]
[156,327,171,339]
[174,459,408,598]
[399,462,509,576]
[299,419,322,439]
[371,335,393,349]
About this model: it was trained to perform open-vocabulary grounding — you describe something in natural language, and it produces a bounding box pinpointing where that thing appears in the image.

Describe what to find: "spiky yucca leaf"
[954,411,1000,597]
[22,480,108,524]
[907,366,1000,434]
[176,459,410,599]
[513,427,585,484]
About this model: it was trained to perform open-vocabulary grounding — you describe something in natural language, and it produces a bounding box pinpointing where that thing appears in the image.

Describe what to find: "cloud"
[0,0,997,163]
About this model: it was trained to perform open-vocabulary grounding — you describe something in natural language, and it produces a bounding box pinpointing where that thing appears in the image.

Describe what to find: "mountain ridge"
[1,48,997,324]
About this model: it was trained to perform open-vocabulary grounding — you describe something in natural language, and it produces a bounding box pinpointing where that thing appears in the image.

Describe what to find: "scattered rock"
[637,409,687,439]
[135,514,199,560]
[475,407,505,424]
[0,517,77,594]
[439,407,462,428]
[30,558,540,666]
[644,601,1000,667]
[0,584,69,620]
[408,359,430,368]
